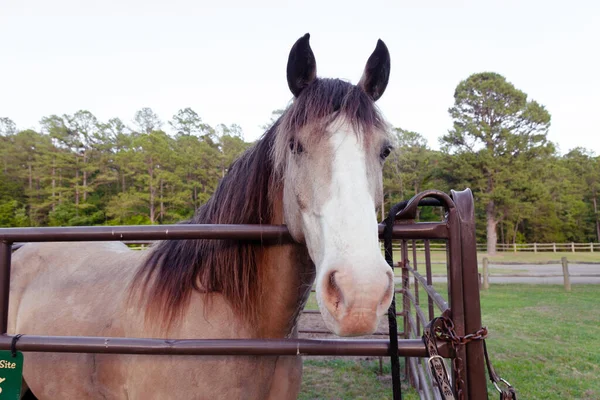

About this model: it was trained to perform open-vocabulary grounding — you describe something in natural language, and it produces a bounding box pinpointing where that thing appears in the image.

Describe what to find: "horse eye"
[289,140,304,154]
[380,146,392,160]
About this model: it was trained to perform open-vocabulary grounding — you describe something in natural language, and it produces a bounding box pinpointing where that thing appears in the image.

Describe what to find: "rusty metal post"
[0,241,11,334]
[445,202,468,397]
[482,257,490,290]
[561,257,571,292]
[451,189,488,399]
[0,335,445,357]
[412,239,420,334]
[401,241,412,386]
[0,223,451,243]
[424,240,434,321]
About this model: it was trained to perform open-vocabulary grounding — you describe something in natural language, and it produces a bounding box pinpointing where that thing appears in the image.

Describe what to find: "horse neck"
[253,188,315,338]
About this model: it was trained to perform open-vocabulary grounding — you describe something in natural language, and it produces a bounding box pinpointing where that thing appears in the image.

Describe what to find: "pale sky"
[1,0,599,154]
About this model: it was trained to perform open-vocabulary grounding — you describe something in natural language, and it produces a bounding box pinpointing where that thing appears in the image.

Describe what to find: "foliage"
[0,91,598,246]
[0,108,251,227]
[440,73,553,253]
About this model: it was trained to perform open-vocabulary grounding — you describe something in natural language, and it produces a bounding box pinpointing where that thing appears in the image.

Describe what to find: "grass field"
[299,284,600,400]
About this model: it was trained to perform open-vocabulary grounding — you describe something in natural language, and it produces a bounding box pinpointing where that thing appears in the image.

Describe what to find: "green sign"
[0,351,23,399]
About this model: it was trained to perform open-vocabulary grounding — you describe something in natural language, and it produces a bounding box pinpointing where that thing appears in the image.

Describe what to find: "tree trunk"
[28,163,32,191]
[75,168,80,212]
[512,219,520,247]
[159,178,164,223]
[59,170,62,204]
[83,151,87,202]
[593,193,600,242]
[51,159,56,211]
[486,200,498,255]
[149,163,155,224]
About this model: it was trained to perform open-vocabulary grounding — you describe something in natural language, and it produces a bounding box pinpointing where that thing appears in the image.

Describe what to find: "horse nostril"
[379,270,395,308]
[327,270,342,311]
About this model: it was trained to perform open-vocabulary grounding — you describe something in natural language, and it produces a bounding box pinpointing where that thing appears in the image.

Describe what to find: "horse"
[8,33,394,399]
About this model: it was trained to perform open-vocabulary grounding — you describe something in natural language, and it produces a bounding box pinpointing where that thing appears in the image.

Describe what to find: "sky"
[1,0,599,154]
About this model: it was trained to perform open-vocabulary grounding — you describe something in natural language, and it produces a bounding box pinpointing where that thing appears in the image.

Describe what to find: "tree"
[562,148,600,242]
[0,117,16,136]
[382,129,440,220]
[169,108,214,140]
[0,118,17,173]
[134,108,162,134]
[441,72,552,254]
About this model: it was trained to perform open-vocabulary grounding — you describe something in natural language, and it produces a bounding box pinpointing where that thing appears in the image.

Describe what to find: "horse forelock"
[272,78,389,177]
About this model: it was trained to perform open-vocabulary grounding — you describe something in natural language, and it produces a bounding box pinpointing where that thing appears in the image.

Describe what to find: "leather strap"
[483,340,517,399]
[423,320,455,400]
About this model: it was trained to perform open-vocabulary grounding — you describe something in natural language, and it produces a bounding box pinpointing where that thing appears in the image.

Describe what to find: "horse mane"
[132,78,386,329]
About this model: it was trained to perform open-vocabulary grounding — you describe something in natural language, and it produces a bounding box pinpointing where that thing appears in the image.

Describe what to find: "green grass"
[299,284,600,399]
[299,359,395,400]
[481,285,600,399]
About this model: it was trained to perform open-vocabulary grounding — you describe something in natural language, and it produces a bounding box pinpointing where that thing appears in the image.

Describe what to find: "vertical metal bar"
[412,239,420,334]
[384,210,402,400]
[446,205,468,398]
[451,189,487,399]
[401,240,411,385]
[425,240,434,321]
[416,358,434,400]
[0,241,12,334]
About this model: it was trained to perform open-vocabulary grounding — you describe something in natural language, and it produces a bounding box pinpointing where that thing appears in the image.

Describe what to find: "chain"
[432,316,488,400]
[436,316,488,346]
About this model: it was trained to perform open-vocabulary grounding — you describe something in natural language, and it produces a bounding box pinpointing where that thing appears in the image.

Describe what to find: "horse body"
[8,33,394,399]
[10,241,310,399]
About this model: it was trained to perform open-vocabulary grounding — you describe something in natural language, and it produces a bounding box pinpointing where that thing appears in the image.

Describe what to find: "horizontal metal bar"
[0,335,449,358]
[403,289,430,329]
[1,222,449,243]
[1,225,292,242]
[404,265,449,312]
[299,329,390,336]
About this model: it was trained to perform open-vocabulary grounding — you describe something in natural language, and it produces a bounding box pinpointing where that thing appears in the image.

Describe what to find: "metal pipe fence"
[0,189,487,399]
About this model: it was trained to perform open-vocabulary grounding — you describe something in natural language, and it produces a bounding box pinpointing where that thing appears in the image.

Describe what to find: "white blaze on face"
[302,123,394,336]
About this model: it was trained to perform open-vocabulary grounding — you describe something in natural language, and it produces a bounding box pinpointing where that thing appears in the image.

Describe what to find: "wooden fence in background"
[383,242,600,253]
[477,242,600,253]
[481,257,600,291]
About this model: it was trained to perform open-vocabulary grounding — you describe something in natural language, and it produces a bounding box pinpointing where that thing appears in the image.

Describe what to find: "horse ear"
[358,39,391,101]
[287,33,317,97]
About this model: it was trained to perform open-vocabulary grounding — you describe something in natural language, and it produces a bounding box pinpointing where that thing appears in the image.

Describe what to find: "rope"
[11,334,23,357]
[384,201,406,400]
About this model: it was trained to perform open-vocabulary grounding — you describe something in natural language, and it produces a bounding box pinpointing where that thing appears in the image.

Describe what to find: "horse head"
[276,34,394,336]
